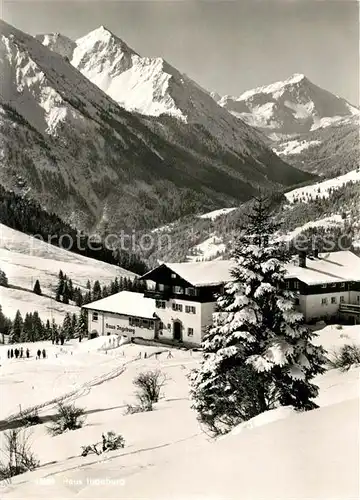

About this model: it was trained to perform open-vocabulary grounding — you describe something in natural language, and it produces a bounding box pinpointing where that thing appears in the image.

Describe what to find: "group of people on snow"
[6,347,46,359]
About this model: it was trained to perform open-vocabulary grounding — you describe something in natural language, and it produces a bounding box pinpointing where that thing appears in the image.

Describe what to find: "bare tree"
[0,429,39,480]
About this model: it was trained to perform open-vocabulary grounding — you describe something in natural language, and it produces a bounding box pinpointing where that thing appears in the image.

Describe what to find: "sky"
[2,0,359,104]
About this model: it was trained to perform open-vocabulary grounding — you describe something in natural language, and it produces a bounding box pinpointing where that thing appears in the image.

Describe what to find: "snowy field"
[273,138,321,156]
[198,207,237,220]
[0,223,136,321]
[187,234,226,262]
[285,169,360,203]
[0,325,359,499]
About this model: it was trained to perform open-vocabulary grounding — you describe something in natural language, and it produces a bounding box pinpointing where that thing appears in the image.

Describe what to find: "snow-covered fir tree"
[190,196,326,435]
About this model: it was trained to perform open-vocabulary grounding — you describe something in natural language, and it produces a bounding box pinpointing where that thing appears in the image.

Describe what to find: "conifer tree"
[32,311,44,341]
[92,280,102,301]
[102,285,109,298]
[62,313,73,340]
[45,319,52,340]
[190,196,326,436]
[75,309,88,342]
[74,288,84,307]
[51,318,59,344]
[11,309,23,343]
[33,279,42,295]
[62,281,70,304]
[22,313,33,342]
[71,313,77,331]
[83,291,92,305]
[0,269,9,287]
[56,271,64,301]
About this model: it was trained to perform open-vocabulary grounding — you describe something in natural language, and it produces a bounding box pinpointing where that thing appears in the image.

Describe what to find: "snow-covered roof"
[82,291,156,319]
[160,260,234,287]
[285,251,360,285]
[141,251,360,290]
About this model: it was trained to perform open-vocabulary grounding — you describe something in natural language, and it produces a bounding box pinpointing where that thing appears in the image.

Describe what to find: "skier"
[26,348,30,358]
[37,349,41,359]
[144,352,147,359]
[10,349,14,358]
[20,347,24,358]
[42,349,46,359]
[7,349,10,359]
[167,351,173,359]
[14,348,19,359]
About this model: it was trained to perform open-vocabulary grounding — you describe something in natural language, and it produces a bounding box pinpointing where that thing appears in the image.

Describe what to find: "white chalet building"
[83,260,232,345]
[83,251,360,345]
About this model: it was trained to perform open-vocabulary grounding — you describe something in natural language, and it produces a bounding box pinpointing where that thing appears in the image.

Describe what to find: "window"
[321,284,327,289]
[92,312,98,321]
[294,298,300,306]
[331,297,337,304]
[340,283,345,288]
[331,283,336,288]
[142,319,149,329]
[340,296,345,303]
[171,273,177,279]
[158,284,165,291]
[187,328,194,337]
[129,318,140,327]
[321,298,328,305]
[293,281,299,290]
[185,305,196,314]
[167,323,171,330]
[172,303,183,312]
[156,300,166,309]
[186,287,196,296]
[159,321,164,330]
[174,286,184,295]
[285,281,290,289]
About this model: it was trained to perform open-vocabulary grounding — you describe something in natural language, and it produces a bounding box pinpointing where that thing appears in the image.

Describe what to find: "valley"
[0,6,359,499]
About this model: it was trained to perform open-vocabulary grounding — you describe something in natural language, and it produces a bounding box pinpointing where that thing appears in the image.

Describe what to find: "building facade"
[83,291,158,341]
[82,251,360,345]
[285,251,360,322]
[140,260,232,345]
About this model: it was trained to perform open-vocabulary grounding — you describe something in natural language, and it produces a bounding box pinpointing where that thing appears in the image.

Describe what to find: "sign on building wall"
[105,323,135,335]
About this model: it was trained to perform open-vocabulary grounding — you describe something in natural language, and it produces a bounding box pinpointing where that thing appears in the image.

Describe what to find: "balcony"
[339,303,360,316]
[144,289,171,301]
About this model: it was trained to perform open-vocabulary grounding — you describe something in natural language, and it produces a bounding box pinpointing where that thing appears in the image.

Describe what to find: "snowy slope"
[272,114,360,177]
[217,73,359,135]
[0,325,359,499]
[0,223,135,321]
[198,207,237,220]
[285,169,360,203]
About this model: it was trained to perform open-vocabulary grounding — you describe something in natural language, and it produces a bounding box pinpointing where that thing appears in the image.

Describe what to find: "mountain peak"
[75,26,137,57]
[287,73,307,84]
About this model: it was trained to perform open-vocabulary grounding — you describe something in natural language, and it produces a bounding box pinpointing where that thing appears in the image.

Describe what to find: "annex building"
[83,251,360,346]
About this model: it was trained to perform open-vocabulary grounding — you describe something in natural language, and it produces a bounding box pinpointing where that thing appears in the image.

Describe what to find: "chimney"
[298,251,306,268]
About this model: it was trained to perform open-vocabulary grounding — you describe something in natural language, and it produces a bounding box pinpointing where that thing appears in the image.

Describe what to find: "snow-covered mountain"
[0,21,312,232]
[216,73,359,136]
[272,114,359,177]
[38,26,297,158]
